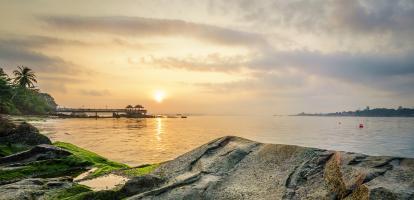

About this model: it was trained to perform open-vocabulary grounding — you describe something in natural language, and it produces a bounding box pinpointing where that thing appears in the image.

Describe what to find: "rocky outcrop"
[0,117,16,137]
[122,136,414,200]
[121,174,165,196]
[0,144,71,165]
[0,177,73,200]
[0,117,51,146]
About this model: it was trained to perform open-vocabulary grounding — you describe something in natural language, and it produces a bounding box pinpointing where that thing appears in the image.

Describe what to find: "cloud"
[79,89,110,96]
[0,36,94,96]
[37,7,414,93]
[0,37,81,74]
[250,50,414,83]
[216,0,414,33]
[196,70,309,94]
[193,66,411,112]
[112,38,161,50]
[210,0,414,52]
[40,15,270,49]
[0,35,86,48]
[38,81,68,93]
[0,45,73,73]
[330,0,414,33]
[174,48,414,98]
[38,75,87,92]
[141,47,414,95]
[141,53,250,72]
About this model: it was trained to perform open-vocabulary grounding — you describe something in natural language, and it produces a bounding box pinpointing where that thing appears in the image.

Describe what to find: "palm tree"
[13,66,37,88]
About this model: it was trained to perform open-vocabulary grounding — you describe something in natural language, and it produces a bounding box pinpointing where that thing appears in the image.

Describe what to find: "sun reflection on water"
[156,118,163,142]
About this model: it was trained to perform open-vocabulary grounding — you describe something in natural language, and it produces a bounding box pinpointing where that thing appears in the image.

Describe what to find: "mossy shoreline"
[0,117,159,200]
[54,142,130,178]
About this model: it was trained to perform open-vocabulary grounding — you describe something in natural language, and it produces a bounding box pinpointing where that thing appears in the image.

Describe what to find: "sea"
[26,115,414,166]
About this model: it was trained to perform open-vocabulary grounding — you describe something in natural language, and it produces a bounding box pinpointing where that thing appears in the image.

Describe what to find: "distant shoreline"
[291,114,414,117]
[293,106,414,118]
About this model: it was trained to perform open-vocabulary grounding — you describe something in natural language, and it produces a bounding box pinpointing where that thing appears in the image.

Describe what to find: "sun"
[154,90,166,103]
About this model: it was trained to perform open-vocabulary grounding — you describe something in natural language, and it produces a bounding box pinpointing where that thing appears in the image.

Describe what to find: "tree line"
[297,106,414,117]
[0,66,57,115]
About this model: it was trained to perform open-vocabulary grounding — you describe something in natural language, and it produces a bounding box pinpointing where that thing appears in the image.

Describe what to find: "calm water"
[28,116,414,166]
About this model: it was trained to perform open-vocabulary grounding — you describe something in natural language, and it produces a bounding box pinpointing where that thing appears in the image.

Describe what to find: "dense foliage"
[0,67,57,115]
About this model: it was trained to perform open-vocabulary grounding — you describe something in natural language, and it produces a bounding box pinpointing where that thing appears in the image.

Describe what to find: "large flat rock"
[0,144,71,165]
[123,136,414,200]
[0,177,73,200]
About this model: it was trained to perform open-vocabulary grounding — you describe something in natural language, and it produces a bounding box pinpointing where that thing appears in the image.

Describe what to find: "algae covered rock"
[0,117,51,157]
[0,119,133,199]
[0,144,71,165]
[0,122,51,146]
[0,177,73,200]
[0,117,16,137]
[0,117,51,146]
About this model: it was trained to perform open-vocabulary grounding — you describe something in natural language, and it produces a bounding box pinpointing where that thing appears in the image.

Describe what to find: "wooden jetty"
[54,105,153,118]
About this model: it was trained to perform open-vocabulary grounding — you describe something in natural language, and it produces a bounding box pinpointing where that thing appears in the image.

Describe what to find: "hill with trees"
[0,66,57,115]
[296,106,414,117]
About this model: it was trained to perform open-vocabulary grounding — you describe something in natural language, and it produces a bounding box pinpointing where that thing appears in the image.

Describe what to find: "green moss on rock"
[0,155,90,183]
[65,190,122,200]
[0,144,30,157]
[0,142,130,183]
[47,184,92,200]
[54,142,129,178]
[121,164,160,177]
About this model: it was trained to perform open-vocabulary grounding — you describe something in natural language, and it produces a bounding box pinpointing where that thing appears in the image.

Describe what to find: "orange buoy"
[359,124,364,128]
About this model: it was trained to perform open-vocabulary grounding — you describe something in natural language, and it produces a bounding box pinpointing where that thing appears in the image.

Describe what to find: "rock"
[0,117,51,146]
[0,117,16,137]
[0,144,72,165]
[0,177,73,200]
[121,136,414,200]
[121,175,165,196]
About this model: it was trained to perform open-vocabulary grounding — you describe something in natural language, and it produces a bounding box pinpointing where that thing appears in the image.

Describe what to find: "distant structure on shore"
[295,106,414,117]
[55,104,151,118]
[116,105,147,118]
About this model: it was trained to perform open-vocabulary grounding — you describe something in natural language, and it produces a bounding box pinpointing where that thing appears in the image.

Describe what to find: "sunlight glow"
[154,90,166,103]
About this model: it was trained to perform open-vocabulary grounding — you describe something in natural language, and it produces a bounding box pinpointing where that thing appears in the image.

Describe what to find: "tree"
[0,68,16,113]
[0,67,11,90]
[0,68,9,81]
[13,66,37,88]
[0,67,57,115]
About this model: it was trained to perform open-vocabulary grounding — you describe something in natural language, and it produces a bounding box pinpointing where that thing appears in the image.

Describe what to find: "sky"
[0,0,413,115]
